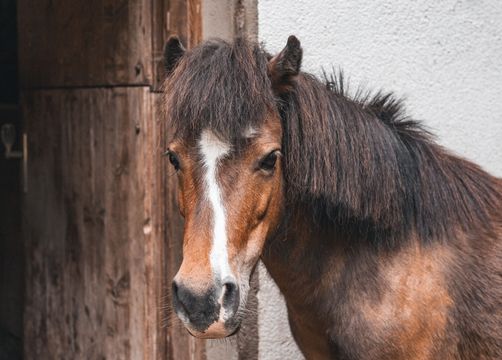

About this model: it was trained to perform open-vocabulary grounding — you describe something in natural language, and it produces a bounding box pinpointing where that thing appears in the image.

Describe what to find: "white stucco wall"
[257,1,502,359]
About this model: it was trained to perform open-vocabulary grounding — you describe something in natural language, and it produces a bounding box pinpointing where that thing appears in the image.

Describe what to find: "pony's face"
[168,116,283,338]
[164,36,302,338]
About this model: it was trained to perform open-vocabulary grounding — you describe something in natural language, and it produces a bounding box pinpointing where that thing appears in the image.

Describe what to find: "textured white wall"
[257,0,502,359]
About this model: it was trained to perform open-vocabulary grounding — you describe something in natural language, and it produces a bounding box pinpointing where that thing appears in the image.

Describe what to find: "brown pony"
[162,36,502,359]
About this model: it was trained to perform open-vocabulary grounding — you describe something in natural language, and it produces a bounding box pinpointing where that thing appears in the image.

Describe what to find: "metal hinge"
[1,123,28,193]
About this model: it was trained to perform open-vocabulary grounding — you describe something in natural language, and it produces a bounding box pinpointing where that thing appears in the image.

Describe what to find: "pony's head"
[163,36,302,338]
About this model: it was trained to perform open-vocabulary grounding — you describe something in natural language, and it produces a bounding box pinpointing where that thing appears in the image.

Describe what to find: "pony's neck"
[279,72,501,245]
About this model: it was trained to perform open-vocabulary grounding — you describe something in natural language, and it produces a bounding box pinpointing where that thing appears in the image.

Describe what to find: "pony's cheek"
[177,190,185,217]
[242,224,269,266]
[264,174,284,225]
[255,189,272,222]
[254,171,283,221]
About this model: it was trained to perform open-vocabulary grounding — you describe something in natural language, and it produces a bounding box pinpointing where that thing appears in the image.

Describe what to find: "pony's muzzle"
[171,277,240,338]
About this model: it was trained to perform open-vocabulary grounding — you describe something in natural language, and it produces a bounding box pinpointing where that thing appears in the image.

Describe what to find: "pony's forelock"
[163,38,275,145]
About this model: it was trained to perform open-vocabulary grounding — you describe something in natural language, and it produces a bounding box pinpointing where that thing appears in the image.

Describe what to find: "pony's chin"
[186,321,241,339]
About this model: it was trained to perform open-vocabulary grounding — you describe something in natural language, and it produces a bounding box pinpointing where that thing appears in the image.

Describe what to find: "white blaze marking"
[199,130,233,281]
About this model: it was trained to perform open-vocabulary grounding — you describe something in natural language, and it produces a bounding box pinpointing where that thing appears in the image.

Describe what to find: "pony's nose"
[171,278,240,332]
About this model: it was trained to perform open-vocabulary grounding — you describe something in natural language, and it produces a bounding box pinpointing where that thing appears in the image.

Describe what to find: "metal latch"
[1,123,28,193]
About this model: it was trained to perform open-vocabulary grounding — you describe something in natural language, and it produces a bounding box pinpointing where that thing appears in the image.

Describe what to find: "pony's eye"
[259,150,279,171]
[167,151,180,171]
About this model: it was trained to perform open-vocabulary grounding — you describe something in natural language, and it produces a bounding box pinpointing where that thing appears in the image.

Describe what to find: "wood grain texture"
[22,88,157,359]
[18,0,152,88]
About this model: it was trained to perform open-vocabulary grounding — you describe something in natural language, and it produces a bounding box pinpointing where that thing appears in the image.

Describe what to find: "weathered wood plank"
[22,88,159,359]
[18,0,152,88]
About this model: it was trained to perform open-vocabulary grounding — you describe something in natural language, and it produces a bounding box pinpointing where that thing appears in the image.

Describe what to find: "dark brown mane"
[281,70,501,244]
[164,38,502,246]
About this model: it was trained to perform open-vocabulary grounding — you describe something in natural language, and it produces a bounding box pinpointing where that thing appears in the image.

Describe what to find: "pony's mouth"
[185,321,241,339]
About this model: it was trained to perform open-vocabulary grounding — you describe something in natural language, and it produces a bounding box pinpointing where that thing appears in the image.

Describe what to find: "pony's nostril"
[172,280,179,299]
[224,282,236,295]
[222,280,239,312]
[172,280,188,314]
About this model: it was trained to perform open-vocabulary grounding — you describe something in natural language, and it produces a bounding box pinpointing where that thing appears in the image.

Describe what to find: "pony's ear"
[164,36,186,76]
[268,35,302,94]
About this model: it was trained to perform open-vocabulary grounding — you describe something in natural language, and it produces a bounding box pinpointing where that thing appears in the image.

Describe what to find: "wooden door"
[19,0,204,359]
